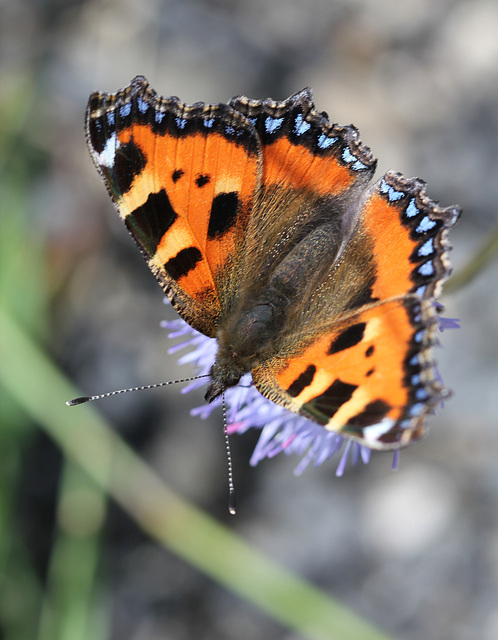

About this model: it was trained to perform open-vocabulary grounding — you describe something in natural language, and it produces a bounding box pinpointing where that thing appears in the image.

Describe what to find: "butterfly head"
[205,302,279,403]
[204,358,244,403]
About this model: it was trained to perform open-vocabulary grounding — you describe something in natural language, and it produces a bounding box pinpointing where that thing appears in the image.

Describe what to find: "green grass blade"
[0,307,393,640]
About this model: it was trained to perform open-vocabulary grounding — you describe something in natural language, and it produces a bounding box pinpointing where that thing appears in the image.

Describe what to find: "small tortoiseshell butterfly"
[85,76,460,451]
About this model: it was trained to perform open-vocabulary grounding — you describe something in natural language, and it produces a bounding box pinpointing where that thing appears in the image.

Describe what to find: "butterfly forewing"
[86,77,261,336]
[251,169,459,448]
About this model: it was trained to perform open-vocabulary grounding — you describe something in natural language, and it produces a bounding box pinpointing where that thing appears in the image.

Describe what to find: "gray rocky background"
[2,0,498,638]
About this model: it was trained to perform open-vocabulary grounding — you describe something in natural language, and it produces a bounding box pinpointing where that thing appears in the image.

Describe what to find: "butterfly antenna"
[66,375,210,406]
[222,392,237,515]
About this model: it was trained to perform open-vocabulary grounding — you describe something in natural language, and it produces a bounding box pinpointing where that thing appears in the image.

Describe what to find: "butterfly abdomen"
[265,222,340,298]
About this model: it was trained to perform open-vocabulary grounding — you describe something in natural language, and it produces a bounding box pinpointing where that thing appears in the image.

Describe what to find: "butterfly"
[85,75,460,450]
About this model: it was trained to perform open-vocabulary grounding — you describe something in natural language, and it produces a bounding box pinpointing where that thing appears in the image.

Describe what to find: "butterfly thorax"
[204,223,342,403]
[204,300,285,403]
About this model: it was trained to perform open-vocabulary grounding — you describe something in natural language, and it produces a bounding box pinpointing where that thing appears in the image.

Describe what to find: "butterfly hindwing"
[252,173,460,449]
[362,170,460,303]
[228,90,378,290]
[229,88,376,195]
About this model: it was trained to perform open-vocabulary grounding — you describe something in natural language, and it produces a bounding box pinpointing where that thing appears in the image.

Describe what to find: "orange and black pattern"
[86,76,460,449]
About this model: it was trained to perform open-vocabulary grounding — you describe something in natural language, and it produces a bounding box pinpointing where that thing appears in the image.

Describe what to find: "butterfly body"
[86,76,460,450]
[205,222,334,400]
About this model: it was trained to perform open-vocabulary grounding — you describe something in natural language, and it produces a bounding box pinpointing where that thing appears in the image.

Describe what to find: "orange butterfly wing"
[228,90,377,282]
[252,171,459,449]
[86,76,260,336]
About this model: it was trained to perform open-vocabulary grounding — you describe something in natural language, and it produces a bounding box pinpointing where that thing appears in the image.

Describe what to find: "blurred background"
[1,0,498,639]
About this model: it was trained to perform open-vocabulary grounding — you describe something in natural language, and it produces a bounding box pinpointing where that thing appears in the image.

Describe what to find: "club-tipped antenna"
[222,392,236,515]
[67,375,237,514]
[66,375,210,406]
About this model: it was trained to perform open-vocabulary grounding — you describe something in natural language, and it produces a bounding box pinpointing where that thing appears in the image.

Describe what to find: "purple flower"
[434,301,460,331]
[161,301,458,475]
[162,310,371,475]
[438,316,460,331]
